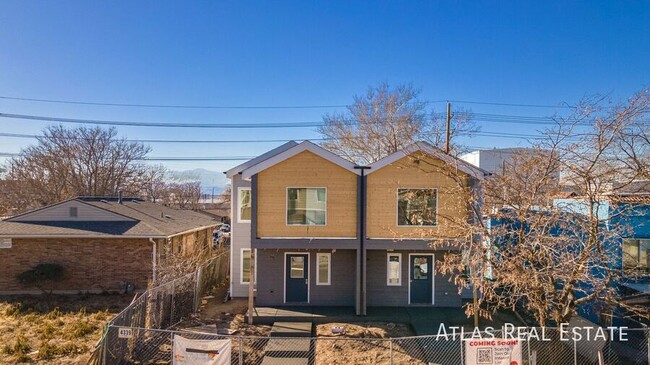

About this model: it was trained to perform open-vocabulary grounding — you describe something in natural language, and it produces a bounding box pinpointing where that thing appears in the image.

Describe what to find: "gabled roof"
[225,141,298,178]
[0,197,219,238]
[367,141,491,180]
[240,140,361,179]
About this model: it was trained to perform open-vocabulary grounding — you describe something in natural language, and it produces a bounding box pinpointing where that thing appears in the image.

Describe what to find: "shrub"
[65,320,98,339]
[17,263,66,294]
[37,340,57,360]
[2,334,31,358]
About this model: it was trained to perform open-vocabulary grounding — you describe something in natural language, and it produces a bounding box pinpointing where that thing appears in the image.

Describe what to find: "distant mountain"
[168,168,227,195]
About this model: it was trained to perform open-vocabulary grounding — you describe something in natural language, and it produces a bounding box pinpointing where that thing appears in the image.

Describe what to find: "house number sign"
[118,327,134,339]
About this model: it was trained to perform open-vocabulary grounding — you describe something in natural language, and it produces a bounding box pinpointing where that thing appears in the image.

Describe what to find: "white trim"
[386,253,402,286]
[259,236,356,239]
[241,141,361,179]
[225,141,299,178]
[237,187,252,223]
[240,248,258,285]
[0,234,168,239]
[396,188,439,227]
[316,252,331,286]
[407,253,435,305]
[286,187,327,226]
[367,141,489,179]
[283,251,311,303]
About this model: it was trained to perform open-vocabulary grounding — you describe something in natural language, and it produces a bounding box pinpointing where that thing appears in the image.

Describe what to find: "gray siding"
[230,174,253,297]
[256,249,356,306]
[366,250,461,307]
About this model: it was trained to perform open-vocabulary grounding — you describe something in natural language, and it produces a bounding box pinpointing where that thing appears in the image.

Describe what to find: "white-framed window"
[240,248,257,284]
[238,188,252,223]
[397,188,437,226]
[623,238,650,270]
[287,187,327,226]
[316,253,331,285]
[387,253,402,286]
[0,238,11,249]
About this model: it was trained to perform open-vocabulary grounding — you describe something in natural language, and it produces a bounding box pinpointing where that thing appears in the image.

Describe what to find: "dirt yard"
[0,294,134,365]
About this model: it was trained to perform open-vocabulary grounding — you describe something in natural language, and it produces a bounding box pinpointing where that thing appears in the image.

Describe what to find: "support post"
[247,249,255,325]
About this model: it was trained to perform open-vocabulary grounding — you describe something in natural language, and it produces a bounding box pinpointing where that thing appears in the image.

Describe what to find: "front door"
[410,255,433,304]
[285,254,309,303]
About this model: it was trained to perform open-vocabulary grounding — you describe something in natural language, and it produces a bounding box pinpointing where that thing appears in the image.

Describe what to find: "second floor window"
[287,188,326,225]
[239,188,251,222]
[397,188,437,226]
[623,238,650,270]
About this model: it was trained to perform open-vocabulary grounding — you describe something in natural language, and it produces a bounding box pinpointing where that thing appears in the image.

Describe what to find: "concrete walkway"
[261,322,313,365]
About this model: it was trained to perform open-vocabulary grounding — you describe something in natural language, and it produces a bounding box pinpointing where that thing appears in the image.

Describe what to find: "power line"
[0,152,254,161]
[0,132,324,144]
[0,95,350,110]
[0,94,574,110]
[447,99,573,109]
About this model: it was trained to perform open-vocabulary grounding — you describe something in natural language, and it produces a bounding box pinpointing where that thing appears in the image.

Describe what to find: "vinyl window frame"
[237,187,252,223]
[396,188,438,227]
[386,253,402,286]
[316,252,331,286]
[286,187,328,226]
[240,248,258,284]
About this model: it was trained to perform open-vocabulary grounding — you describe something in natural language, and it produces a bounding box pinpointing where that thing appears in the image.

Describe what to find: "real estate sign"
[464,338,522,365]
[173,336,231,365]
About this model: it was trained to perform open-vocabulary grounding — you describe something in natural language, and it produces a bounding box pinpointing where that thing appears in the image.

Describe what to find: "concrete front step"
[265,338,311,355]
[270,322,313,337]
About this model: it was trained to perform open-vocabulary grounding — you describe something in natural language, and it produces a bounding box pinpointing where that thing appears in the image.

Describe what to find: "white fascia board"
[367,141,490,180]
[241,141,361,180]
[225,141,299,178]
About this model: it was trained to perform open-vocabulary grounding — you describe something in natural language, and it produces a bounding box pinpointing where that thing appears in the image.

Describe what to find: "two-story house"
[226,141,489,315]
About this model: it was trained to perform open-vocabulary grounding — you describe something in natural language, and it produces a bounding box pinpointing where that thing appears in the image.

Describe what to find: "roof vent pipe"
[118,191,123,204]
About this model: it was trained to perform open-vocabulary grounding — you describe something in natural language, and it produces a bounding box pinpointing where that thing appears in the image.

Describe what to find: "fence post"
[389,338,393,365]
[573,337,577,365]
[101,325,108,365]
[647,327,650,365]
[194,268,201,312]
[171,279,176,325]
[238,336,244,365]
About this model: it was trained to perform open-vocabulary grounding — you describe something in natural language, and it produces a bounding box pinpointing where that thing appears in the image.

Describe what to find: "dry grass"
[315,322,426,365]
[0,294,133,365]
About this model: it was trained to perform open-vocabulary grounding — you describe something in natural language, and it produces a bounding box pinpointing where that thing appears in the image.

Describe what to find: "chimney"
[118,191,123,204]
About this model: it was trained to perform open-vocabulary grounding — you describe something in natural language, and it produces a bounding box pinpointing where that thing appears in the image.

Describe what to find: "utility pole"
[445,102,451,154]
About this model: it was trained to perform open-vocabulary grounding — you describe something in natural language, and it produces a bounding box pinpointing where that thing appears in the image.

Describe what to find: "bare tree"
[160,181,202,209]
[5,125,150,213]
[139,164,168,203]
[422,89,650,326]
[376,89,650,327]
[319,83,478,164]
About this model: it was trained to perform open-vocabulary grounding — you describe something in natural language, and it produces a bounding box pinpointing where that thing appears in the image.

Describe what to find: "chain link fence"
[97,325,649,364]
[91,250,229,364]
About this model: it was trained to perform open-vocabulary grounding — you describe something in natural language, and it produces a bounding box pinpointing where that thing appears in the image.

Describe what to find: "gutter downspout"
[149,238,157,284]
[354,166,371,316]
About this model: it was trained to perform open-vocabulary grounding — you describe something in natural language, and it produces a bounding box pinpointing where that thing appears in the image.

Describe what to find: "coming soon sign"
[464,338,522,365]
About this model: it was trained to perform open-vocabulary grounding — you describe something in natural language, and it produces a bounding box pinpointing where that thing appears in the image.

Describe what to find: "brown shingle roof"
[0,197,219,238]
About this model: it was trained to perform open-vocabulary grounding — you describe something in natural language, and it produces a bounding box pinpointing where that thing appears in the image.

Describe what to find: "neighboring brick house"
[227,140,489,315]
[0,197,219,294]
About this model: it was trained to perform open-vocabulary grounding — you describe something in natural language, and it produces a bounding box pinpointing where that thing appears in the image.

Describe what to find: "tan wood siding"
[256,151,357,238]
[366,153,469,239]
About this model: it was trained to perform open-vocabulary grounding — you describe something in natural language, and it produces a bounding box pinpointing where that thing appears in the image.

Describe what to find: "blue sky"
[0,1,648,187]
